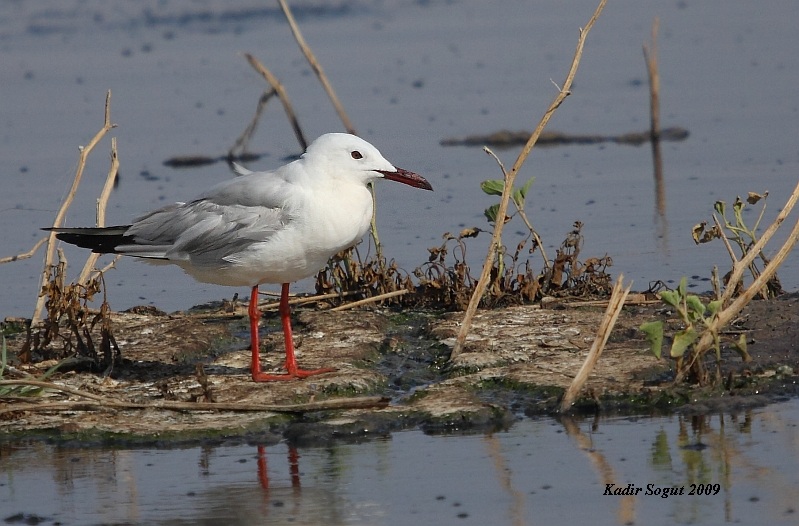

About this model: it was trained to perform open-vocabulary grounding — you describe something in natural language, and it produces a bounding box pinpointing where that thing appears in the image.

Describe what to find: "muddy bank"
[2,293,798,445]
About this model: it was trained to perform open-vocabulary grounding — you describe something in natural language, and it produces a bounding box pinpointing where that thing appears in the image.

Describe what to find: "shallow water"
[2,0,799,317]
[3,398,799,525]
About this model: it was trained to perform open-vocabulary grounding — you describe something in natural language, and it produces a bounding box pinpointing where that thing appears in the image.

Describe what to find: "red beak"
[378,168,433,191]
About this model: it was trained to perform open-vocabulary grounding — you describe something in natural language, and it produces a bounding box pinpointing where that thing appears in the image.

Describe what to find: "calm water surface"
[2,399,799,525]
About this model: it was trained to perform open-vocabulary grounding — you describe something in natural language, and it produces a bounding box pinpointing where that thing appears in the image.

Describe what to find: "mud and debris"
[1,293,798,444]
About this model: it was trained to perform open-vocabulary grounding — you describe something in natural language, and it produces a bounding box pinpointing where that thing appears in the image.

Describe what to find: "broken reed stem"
[450,0,607,361]
[258,290,358,309]
[0,379,389,414]
[0,237,47,264]
[243,53,308,149]
[277,0,356,135]
[259,289,406,313]
[643,18,661,142]
[229,89,276,158]
[560,275,631,411]
[330,289,409,311]
[77,137,120,285]
[32,90,117,326]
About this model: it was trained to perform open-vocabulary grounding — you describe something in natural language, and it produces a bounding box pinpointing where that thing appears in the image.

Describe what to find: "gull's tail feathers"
[44,226,168,259]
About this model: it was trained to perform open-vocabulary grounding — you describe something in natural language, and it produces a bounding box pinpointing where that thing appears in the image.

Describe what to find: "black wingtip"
[46,226,132,254]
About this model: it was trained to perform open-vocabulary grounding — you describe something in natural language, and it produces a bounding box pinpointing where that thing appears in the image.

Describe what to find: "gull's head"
[303,133,433,191]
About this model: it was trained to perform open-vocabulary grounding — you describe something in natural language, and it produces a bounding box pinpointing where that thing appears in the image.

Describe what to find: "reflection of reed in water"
[561,415,637,525]
[644,18,667,223]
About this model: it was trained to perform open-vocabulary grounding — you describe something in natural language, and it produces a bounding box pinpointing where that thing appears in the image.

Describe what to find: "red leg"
[250,283,334,382]
[288,446,301,488]
[249,285,264,378]
[256,445,269,490]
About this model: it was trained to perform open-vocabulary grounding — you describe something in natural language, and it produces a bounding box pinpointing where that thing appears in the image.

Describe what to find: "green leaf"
[640,321,664,359]
[512,188,525,208]
[706,300,722,317]
[659,290,680,308]
[714,200,726,216]
[519,177,535,200]
[480,179,505,197]
[511,178,536,208]
[685,295,706,318]
[670,328,698,358]
[484,204,500,223]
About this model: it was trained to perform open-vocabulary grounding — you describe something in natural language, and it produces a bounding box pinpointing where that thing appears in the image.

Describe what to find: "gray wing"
[120,168,298,264]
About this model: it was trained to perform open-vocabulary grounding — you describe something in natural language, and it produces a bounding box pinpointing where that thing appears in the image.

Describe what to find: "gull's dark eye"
[351,150,363,160]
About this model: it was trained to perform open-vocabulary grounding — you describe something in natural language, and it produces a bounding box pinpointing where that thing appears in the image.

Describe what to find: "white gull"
[49,133,433,381]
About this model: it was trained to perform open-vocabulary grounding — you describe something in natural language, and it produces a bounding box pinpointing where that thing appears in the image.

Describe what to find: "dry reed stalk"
[560,275,631,411]
[229,89,276,158]
[257,290,359,309]
[330,289,409,311]
[76,137,120,285]
[450,0,608,361]
[0,237,47,264]
[32,90,116,325]
[243,52,308,149]
[643,18,661,140]
[277,0,356,135]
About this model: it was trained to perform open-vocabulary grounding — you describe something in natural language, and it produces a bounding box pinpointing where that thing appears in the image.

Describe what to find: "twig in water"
[229,89,277,160]
[277,0,356,135]
[243,53,308,149]
[0,237,47,264]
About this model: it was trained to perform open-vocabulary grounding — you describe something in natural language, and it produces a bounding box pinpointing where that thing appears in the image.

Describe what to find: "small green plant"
[692,191,783,298]
[481,177,535,226]
[480,176,550,284]
[0,335,72,397]
[640,277,750,385]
